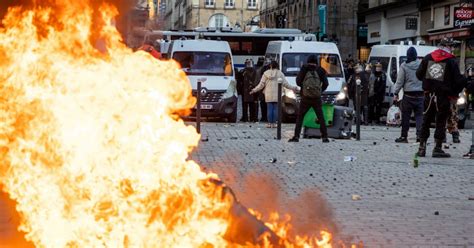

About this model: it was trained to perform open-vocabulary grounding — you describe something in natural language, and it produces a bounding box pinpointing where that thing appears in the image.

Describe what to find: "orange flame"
[0,1,333,247]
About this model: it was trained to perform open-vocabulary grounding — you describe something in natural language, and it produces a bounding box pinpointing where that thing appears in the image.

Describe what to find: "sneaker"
[265,123,272,128]
[432,147,451,158]
[272,124,278,128]
[395,137,408,143]
[288,137,299,142]
[322,138,330,143]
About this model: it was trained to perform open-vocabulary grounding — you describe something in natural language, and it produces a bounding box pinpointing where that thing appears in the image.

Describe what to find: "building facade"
[363,0,473,70]
[260,0,359,60]
[162,0,260,31]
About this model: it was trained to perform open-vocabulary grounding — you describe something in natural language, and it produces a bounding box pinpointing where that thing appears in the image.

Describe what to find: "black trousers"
[368,96,383,123]
[293,99,328,138]
[241,101,257,122]
[400,96,424,138]
[259,99,267,121]
[420,94,450,141]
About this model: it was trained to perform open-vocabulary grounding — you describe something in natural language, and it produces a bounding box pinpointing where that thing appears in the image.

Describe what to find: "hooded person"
[416,38,467,158]
[288,55,330,143]
[393,47,424,143]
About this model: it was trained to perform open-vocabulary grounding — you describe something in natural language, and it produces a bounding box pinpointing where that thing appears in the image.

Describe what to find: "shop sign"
[454,7,474,28]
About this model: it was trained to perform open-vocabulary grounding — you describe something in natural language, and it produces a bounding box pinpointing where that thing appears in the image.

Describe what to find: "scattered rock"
[270,158,277,163]
[373,142,377,145]
[444,145,449,149]
[333,178,337,181]
[230,137,238,140]
[434,211,439,215]
[282,149,285,152]
[352,194,362,201]
[201,137,209,142]
[468,197,474,201]
[217,139,222,141]
[429,174,433,177]
[258,144,262,146]
[245,153,248,156]
[309,173,313,177]
[392,182,396,186]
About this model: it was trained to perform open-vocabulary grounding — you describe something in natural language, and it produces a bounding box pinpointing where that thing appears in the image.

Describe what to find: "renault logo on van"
[200,88,208,97]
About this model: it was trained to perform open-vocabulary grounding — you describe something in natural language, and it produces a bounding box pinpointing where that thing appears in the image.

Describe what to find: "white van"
[368,44,437,104]
[265,41,347,120]
[169,39,238,122]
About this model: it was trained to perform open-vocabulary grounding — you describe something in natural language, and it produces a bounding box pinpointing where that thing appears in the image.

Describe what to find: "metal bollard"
[196,80,202,134]
[277,82,282,140]
[355,78,361,141]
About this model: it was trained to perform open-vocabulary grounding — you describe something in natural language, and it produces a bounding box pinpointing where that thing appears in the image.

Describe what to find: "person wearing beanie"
[393,47,424,143]
[416,38,467,158]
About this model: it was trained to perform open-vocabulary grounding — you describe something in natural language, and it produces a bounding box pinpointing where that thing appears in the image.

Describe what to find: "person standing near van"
[255,57,269,122]
[416,38,467,158]
[393,47,424,143]
[289,55,330,143]
[237,59,258,122]
[250,60,299,128]
[348,64,369,125]
[368,63,386,124]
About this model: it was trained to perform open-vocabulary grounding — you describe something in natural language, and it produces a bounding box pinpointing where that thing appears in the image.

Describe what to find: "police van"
[169,39,238,122]
[265,40,347,120]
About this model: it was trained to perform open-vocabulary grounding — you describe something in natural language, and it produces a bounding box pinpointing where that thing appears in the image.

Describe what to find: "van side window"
[390,57,397,82]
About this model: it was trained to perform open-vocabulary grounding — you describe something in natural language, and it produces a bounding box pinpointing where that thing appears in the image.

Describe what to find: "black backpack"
[302,70,322,98]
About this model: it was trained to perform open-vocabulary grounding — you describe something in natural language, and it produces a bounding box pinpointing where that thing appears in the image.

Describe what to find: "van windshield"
[281,53,343,77]
[173,52,233,76]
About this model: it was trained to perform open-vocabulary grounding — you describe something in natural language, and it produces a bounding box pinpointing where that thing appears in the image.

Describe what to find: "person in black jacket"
[255,57,269,122]
[416,38,467,158]
[237,59,258,122]
[289,55,329,143]
[369,63,386,124]
[348,64,370,124]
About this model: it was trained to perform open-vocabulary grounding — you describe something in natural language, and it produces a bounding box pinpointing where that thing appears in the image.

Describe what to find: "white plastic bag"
[386,105,401,126]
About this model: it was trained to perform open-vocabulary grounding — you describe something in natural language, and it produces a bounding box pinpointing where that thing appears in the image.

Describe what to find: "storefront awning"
[428,28,471,41]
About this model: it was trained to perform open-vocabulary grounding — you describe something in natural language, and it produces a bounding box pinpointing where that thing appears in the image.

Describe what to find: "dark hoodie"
[296,63,329,102]
[416,49,466,97]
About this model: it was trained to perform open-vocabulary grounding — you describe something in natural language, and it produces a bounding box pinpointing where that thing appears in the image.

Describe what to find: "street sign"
[454,7,473,29]
[318,5,327,35]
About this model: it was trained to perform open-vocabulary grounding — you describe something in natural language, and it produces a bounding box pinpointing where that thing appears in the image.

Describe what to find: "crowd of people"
[235,38,474,157]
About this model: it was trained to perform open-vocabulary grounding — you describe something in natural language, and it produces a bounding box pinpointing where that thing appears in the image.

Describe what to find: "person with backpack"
[250,60,299,128]
[288,55,330,143]
[416,38,467,158]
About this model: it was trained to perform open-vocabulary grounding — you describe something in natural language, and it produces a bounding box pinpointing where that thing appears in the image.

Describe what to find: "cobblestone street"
[190,123,474,247]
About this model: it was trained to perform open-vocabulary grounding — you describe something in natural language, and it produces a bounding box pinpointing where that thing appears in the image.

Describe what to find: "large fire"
[0,1,333,247]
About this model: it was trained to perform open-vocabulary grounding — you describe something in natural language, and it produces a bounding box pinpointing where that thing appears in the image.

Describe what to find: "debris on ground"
[434,211,439,215]
[270,158,277,163]
[230,137,238,140]
[344,156,357,162]
[352,194,362,201]
[201,136,209,142]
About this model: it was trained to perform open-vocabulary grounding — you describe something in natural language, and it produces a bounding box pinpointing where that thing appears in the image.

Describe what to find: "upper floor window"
[224,0,235,8]
[247,0,257,9]
[205,0,215,7]
[209,14,230,28]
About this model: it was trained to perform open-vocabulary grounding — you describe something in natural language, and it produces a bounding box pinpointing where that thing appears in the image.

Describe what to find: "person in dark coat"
[289,55,329,143]
[369,63,387,124]
[348,64,369,124]
[416,38,467,158]
[237,59,258,122]
[464,68,474,159]
[255,58,269,122]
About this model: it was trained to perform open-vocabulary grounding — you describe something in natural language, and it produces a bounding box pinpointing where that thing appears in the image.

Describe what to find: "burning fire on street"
[0,1,346,247]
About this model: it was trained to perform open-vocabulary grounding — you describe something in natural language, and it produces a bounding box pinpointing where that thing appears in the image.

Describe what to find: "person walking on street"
[348,64,369,125]
[237,59,258,122]
[416,38,467,158]
[464,68,474,159]
[255,57,269,122]
[289,55,330,143]
[393,47,424,143]
[250,60,299,128]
